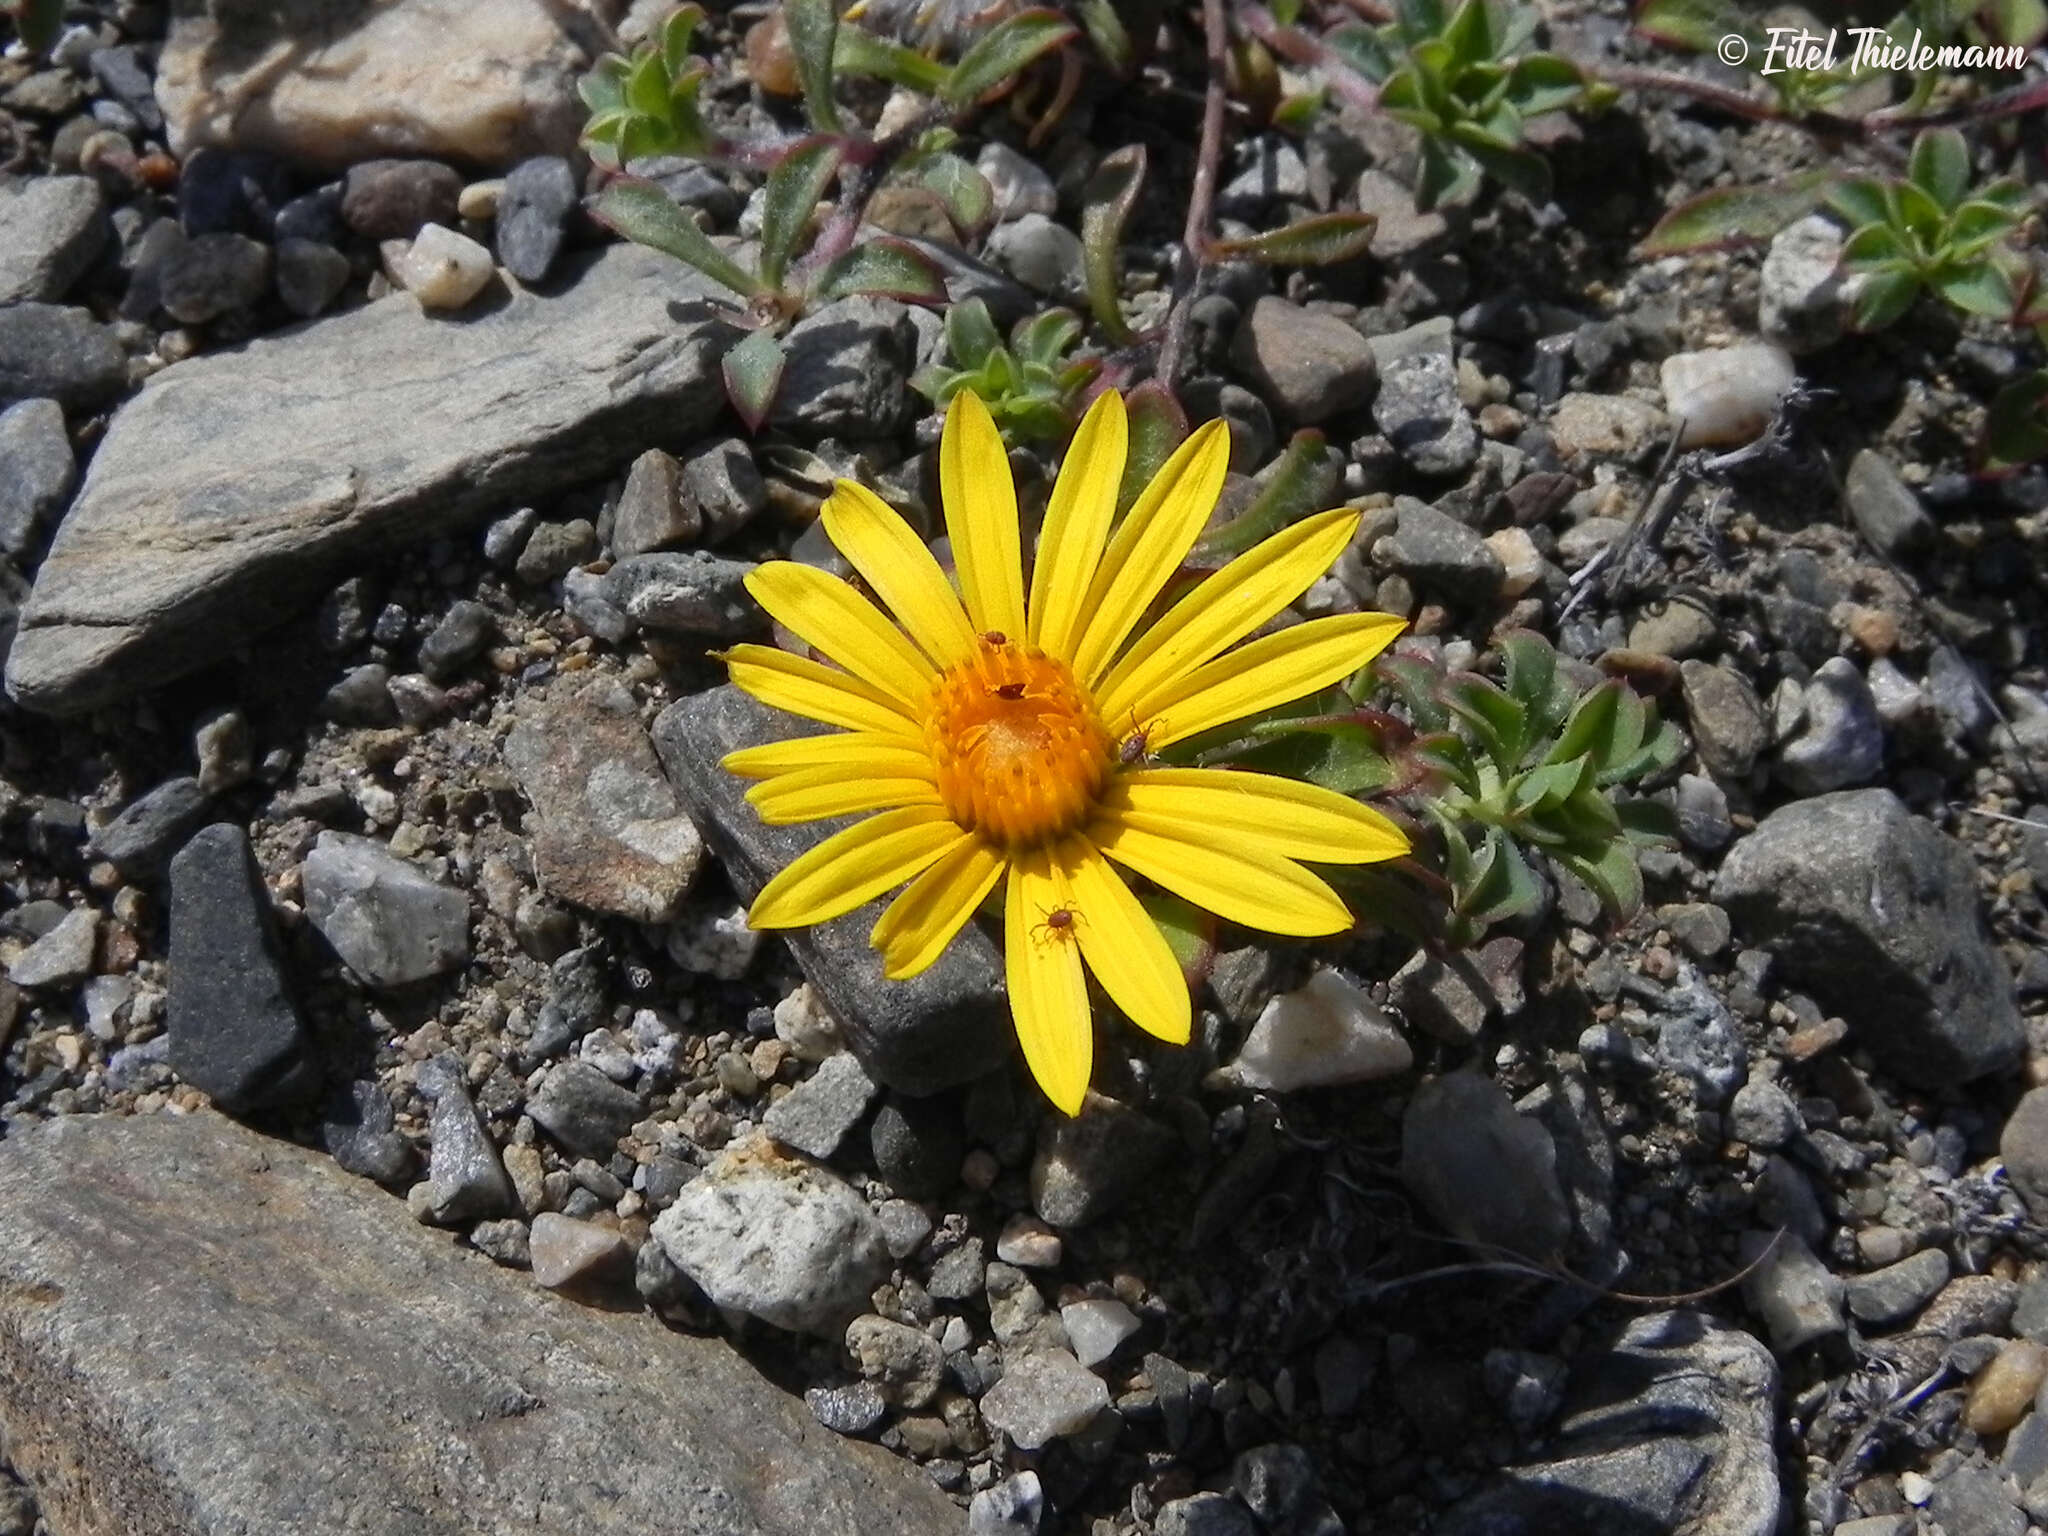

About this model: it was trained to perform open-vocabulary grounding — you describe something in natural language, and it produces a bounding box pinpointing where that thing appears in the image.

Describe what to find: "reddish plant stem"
[1236,3,1380,112]
[1154,0,1232,388]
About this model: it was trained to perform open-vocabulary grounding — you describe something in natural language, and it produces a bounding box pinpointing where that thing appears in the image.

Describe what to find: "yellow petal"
[1005,850,1093,1116]
[823,480,979,669]
[722,731,929,780]
[750,806,965,928]
[723,644,921,737]
[745,562,935,711]
[1068,419,1231,688]
[1098,508,1361,723]
[1061,839,1190,1045]
[1112,769,1410,864]
[1027,391,1126,662]
[1141,611,1408,749]
[939,391,1027,639]
[872,837,1007,978]
[1090,810,1354,936]
[746,768,942,825]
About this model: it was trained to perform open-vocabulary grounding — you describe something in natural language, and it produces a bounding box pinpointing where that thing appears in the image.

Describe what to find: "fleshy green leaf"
[943,9,1077,106]
[1458,829,1542,925]
[723,329,787,434]
[1841,221,1907,267]
[760,137,841,290]
[1824,176,1890,231]
[1075,0,1134,72]
[1933,260,2017,319]
[1616,797,1678,846]
[918,152,995,234]
[1211,212,1381,267]
[1908,127,1972,211]
[1639,172,1836,256]
[1546,680,1621,768]
[662,5,703,74]
[834,24,952,90]
[1140,890,1217,985]
[591,181,763,297]
[1445,674,1529,768]
[1632,0,1751,52]
[810,238,949,304]
[1554,839,1644,920]
[580,59,630,115]
[1197,432,1340,561]
[1414,135,1476,211]
[783,0,842,131]
[1231,719,1398,793]
[1852,269,1921,331]
[1377,653,1452,734]
[1115,381,1188,519]
[1080,144,1145,346]
[1013,309,1082,367]
[944,297,1004,372]
[1979,370,2048,476]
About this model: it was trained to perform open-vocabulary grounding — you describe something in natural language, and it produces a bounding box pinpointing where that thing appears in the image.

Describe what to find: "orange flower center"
[925,634,1114,850]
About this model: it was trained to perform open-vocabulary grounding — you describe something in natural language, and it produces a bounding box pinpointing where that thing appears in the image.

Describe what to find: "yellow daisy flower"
[721,388,1411,1115]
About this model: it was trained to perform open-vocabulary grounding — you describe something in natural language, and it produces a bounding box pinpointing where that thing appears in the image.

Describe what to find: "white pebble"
[458,178,505,221]
[1485,527,1544,598]
[1059,1298,1141,1367]
[383,223,496,311]
[773,982,840,1062]
[1223,970,1413,1092]
[1660,343,1797,449]
[995,1214,1062,1269]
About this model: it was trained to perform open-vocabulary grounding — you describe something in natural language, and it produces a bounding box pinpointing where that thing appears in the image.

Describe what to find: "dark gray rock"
[87,44,161,131]
[301,831,470,988]
[341,158,462,239]
[2000,1088,2048,1224]
[0,1111,963,1535]
[514,516,599,584]
[322,1079,416,1185]
[761,1052,879,1160]
[1368,320,1479,477]
[1030,1095,1177,1229]
[158,231,272,324]
[1845,1247,1950,1328]
[1233,1443,1339,1534]
[273,184,345,246]
[680,438,767,545]
[416,598,495,681]
[0,175,109,304]
[1437,1311,1779,1536]
[870,1094,964,1201]
[320,662,398,725]
[1157,1493,1257,1536]
[1776,658,1883,795]
[1845,449,1934,559]
[177,147,291,239]
[604,549,758,637]
[1679,660,1768,782]
[6,245,730,714]
[1712,789,2023,1088]
[1926,1467,2025,1536]
[807,1380,888,1435]
[612,448,694,557]
[416,1054,518,1223]
[1402,1071,1570,1264]
[274,237,351,318]
[89,776,213,879]
[1727,1080,1800,1149]
[167,822,317,1114]
[5,906,96,989]
[1376,498,1504,604]
[652,686,1010,1096]
[528,1060,641,1158]
[496,155,578,284]
[0,399,76,560]
[982,213,1085,300]
[0,304,125,412]
[769,297,915,437]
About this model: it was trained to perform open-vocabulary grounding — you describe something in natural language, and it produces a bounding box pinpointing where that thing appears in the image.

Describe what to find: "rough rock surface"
[0,1111,961,1535]
[155,0,601,171]
[652,686,1009,1096]
[6,246,731,713]
[1712,789,2023,1088]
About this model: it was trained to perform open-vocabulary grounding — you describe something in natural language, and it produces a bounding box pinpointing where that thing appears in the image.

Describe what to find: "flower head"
[722,389,1410,1114]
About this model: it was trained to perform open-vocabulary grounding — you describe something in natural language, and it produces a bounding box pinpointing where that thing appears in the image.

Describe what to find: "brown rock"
[1964,1339,2048,1434]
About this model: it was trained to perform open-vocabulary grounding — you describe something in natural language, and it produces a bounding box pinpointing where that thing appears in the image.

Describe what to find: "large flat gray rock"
[653,685,1010,1096]
[0,1110,963,1536]
[6,244,733,714]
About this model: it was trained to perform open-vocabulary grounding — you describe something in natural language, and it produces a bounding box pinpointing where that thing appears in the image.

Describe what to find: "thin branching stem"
[1154,0,1231,388]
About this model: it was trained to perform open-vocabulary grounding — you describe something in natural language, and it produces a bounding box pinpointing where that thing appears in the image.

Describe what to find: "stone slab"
[0,1110,962,1536]
[6,244,734,713]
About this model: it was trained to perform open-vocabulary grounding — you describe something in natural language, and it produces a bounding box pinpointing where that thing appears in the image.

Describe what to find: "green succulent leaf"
[580,58,630,115]
[943,9,1077,106]
[784,0,842,131]
[1080,144,1146,346]
[1116,382,1189,519]
[1511,754,1590,814]
[1554,839,1644,920]
[1377,653,1453,734]
[1616,797,1679,846]
[1908,127,1972,211]
[760,137,842,290]
[1639,172,1836,256]
[834,25,952,90]
[592,181,763,298]
[918,153,995,234]
[1933,259,2017,319]
[723,329,787,434]
[1852,268,1922,331]
[1076,0,1135,71]
[1979,370,2048,476]
[1196,431,1340,561]
[944,298,1004,372]
[1457,828,1542,924]
[1414,135,1476,211]
[11,0,65,52]
[1210,212,1381,267]
[1231,717,1399,793]
[1013,309,1083,368]
[1445,674,1529,768]
[811,238,949,304]
[1141,890,1218,984]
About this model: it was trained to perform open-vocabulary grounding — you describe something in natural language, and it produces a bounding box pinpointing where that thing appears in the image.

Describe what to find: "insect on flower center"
[925,633,1115,850]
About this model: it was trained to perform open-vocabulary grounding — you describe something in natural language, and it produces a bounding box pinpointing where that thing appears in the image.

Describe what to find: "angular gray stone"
[496,155,578,284]
[604,550,759,638]
[503,673,704,923]
[168,822,318,1114]
[1376,497,1504,603]
[0,398,73,561]
[651,1135,891,1335]
[768,297,915,437]
[612,448,694,557]
[1844,449,1933,559]
[978,1348,1109,1449]
[89,777,214,881]
[1712,789,2022,1088]
[1230,297,1377,426]
[6,245,731,714]
[1776,657,1883,795]
[1739,1230,1843,1351]
[0,175,109,304]
[1401,1071,1571,1264]
[1679,660,1768,782]
[0,303,125,413]
[5,906,96,989]
[527,1060,642,1158]
[968,1471,1044,1536]
[1845,1247,1950,1328]
[301,831,471,988]
[845,1313,943,1407]
[761,1051,880,1159]
[1030,1095,1177,1229]
[1759,214,1855,355]
[0,1111,961,1536]
[652,686,1010,1096]
[1437,1311,1779,1536]
[416,1053,518,1223]
[1368,320,1478,477]
[2000,1087,2048,1225]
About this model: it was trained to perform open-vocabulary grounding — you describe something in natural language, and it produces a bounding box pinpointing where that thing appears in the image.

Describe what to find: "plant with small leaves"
[1379,630,1682,943]
[580,6,724,169]
[1981,366,2048,476]
[913,300,1100,442]
[1827,128,2031,331]
[1329,0,1596,208]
